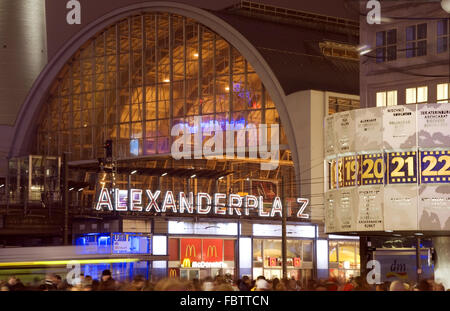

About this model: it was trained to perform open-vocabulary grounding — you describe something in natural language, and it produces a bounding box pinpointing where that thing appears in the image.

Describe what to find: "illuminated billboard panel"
[324,103,450,234]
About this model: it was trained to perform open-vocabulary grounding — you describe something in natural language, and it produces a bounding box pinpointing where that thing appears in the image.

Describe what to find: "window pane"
[406,42,416,58]
[406,88,416,104]
[329,241,338,262]
[376,92,386,107]
[437,84,448,101]
[387,46,397,61]
[387,90,397,106]
[376,48,385,63]
[376,31,385,47]
[406,26,416,41]
[437,37,448,54]
[302,241,313,262]
[417,23,427,40]
[417,40,427,56]
[417,86,428,103]
[438,20,448,36]
[387,29,397,45]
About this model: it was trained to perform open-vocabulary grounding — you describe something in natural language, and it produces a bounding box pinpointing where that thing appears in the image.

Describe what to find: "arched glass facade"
[37,12,287,161]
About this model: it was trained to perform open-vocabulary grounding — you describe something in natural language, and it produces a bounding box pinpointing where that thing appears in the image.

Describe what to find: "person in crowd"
[351,275,371,291]
[375,283,388,291]
[202,276,214,291]
[154,278,189,291]
[254,278,271,291]
[123,275,147,291]
[1,281,10,291]
[98,269,116,291]
[389,280,408,291]
[238,275,252,291]
[6,276,25,291]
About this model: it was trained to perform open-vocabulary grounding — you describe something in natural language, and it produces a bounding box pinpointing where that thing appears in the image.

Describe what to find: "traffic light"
[104,140,113,158]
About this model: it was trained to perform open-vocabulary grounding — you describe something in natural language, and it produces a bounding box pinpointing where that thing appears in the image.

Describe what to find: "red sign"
[202,239,223,262]
[169,238,179,261]
[294,257,302,268]
[224,240,235,261]
[180,238,202,263]
[269,257,277,267]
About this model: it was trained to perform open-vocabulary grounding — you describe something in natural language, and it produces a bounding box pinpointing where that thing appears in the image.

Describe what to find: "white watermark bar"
[171,116,280,170]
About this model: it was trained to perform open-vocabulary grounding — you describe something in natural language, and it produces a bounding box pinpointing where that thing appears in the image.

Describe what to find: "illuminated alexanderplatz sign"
[95,188,310,219]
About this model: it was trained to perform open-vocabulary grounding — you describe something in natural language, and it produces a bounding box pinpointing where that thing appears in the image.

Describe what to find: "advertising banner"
[417,103,450,148]
[335,110,355,154]
[356,185,384,231]
[383,105,417,150]
[113,237,131,253]
[202,239,224,263]
[384,185,418,231]
[180,238,202,264]
[325,190,338,233]
[373,249,433,283]
[324,114,335,157]
[419,150,450,184]
[418,184,450,231]
[337,187,357,232]
[354,107,383,152]
[385,151,418,185]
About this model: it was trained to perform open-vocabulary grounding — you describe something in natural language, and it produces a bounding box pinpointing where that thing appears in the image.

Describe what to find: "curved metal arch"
[10,1,301,187]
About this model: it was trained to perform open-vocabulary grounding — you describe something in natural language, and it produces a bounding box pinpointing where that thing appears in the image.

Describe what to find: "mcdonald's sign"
[181,258,191,268]
[269,257,277,267]
[202,239,223,262]
[169,268,179,278]
[180,239,202,263]
[207,245,217,257]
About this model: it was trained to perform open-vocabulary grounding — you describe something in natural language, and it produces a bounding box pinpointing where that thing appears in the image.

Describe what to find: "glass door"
[180,269,200,280]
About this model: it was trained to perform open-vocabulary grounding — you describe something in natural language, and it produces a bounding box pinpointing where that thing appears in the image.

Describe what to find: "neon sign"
[95,188,310,219]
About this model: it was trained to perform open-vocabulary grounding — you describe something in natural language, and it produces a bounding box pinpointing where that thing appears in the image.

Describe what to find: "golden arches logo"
[169,269,178,278]
[185,244,196,257]
[206,245,218,258]
[182,258,191,268]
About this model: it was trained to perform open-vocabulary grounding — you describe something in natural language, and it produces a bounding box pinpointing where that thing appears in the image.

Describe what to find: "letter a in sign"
[66,0,81,25]
[96,188,113,211]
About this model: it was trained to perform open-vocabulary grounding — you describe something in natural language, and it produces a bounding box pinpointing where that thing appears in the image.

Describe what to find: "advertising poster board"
[324,114,335,157]
[337,187,357,232]
[325,190,338,233]
[418,184,450,231]
[417,103,450,148]
[356,185,384,231]
[384,185,418,231]
[335,110,355,154]
[354,107,383,152]
[373,249,433,283]
[383,105,417,150]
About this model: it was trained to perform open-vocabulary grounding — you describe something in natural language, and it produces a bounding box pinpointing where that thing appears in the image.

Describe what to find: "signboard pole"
[281,175,287,280]
[416,237,422,283]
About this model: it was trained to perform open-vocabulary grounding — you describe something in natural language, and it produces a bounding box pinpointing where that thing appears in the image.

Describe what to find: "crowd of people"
[0,270,447,291]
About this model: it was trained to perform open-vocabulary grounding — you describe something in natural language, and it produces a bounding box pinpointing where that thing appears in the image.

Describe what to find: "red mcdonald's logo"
[294,257,302,268]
